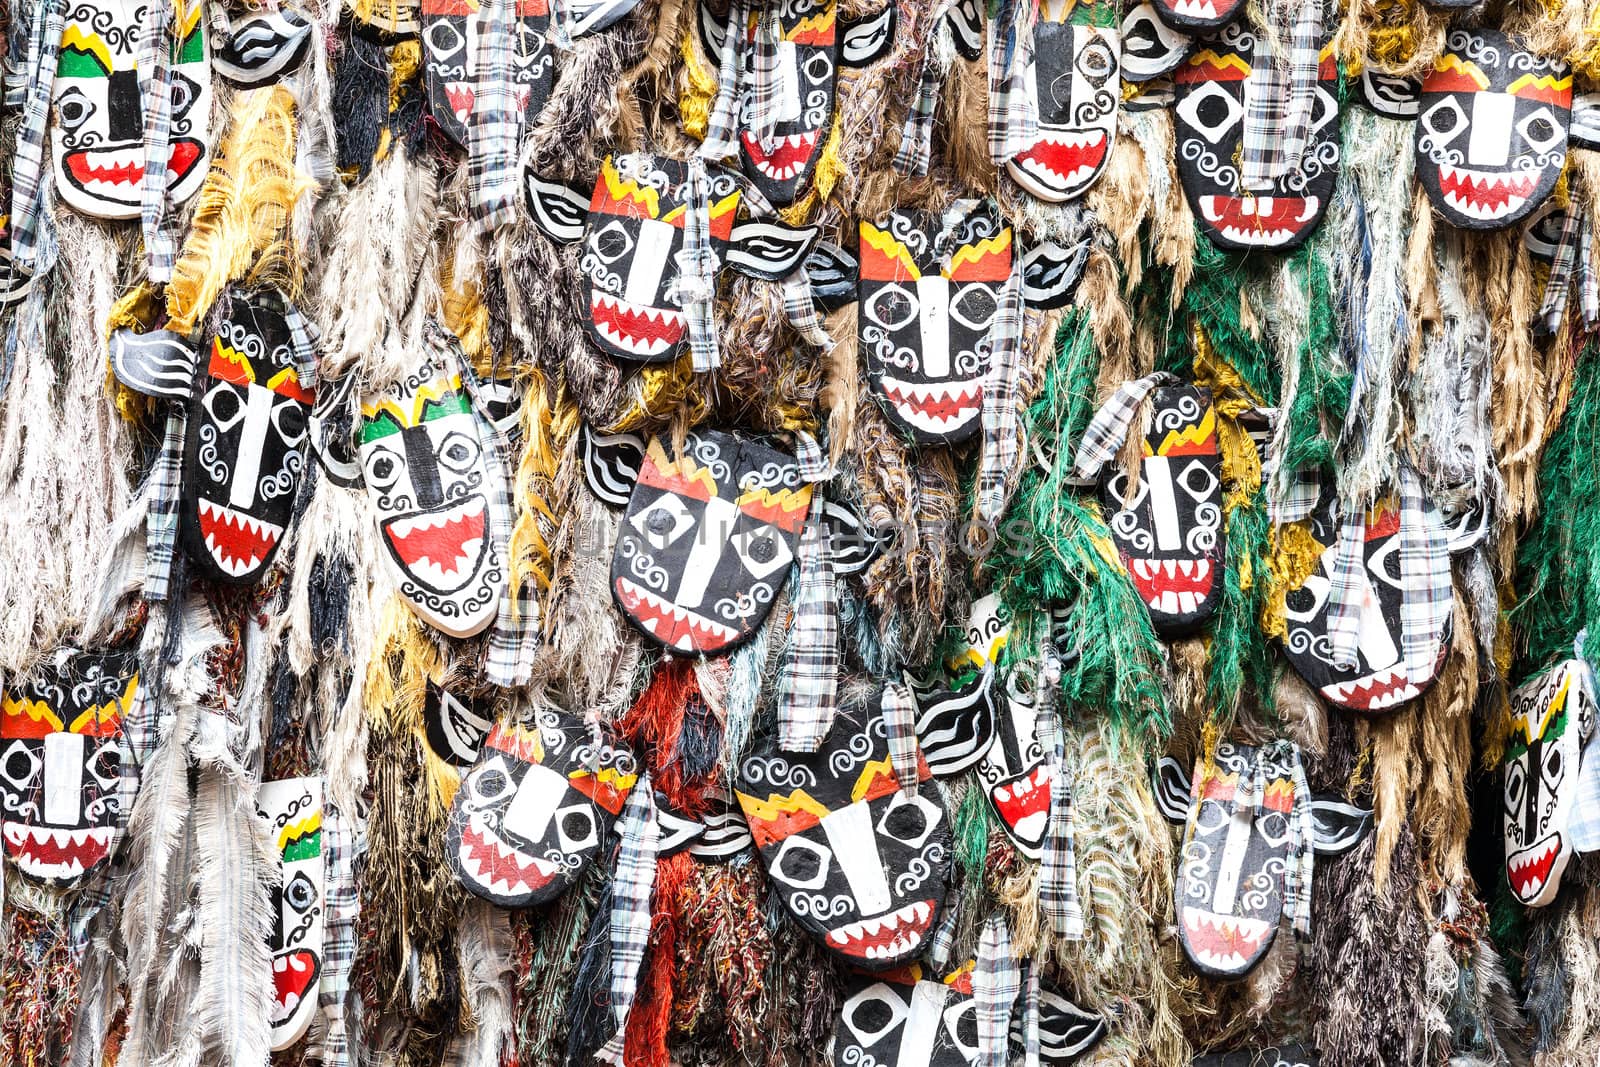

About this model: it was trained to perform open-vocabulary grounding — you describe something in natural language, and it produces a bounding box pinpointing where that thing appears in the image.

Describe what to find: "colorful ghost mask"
[420,0,552,147]
[524,154,817,362]
[359,347,510,638]
[1277,490,1452,712]
[698,0,895,205]
[831,967,978,1067]
[1173,22,1339,250]
[256,777,324,1051]
[52,0,211,219]
[1504,661,1596,907]
[1156,741,1369,978]
[976,669,1052,858]
[857,203,1013,443]
[1416,30,1570,229]
[1005,1,1120,202]
[1098,385,1224,634]
[1,647,137,886]
[447,710,637,906]
[611,430,811,654]
[737,698,951,967]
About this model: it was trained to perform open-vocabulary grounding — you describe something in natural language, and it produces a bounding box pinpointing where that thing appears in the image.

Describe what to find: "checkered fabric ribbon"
[1269,742,1316,940]
[595,775,659,1066]
[467,0,523,236]
[1538,206,1594,335]
[777,431,839,752]
[668,158,723,372]
[974,912,1020,1067]
[1071,372,1180,481]
[72,675,158,938]
[281,294,322,392]
[880,681,922,793]
[699,0,754,162]
[987,0,1039,165]
[1268,465,1322,524]
[745,6,790,150]
[1396,464,1452,685]
[1239,0,1322,191]
[319,800,363,1067]
[1021,962,1042,1067]
[447,328,538,685]
[928,894,961,968]
[734,176,834,351]
[973,247,1027,532]
[144,407,189,601]
[9,0,63,274]
[1034,653,1084,940]
[893,0,956,176]
[136,0,179,280]
[1322,502,1368,672]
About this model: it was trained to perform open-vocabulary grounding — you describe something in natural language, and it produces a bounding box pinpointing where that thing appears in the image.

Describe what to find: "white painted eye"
[86,741,118,791]
[841,984,908,1046]
[943,997,979,1058]
[1283,569,1330,623]
[284,871,319,913]
[1367,537,1404,591]
[425,19,466,58]
[803,50,831,84]
[1177,82,1241,144]
[272,398,308,446]
[864,283,919,331]
[1540,737,1566,792]
[363,445,404,491]
[554,801,598,851]
[729,522,793,580]
[590,220,634,264]
[1517,106,1564,155]
[435,430,481,474]
[770,834,831,889]
[0,741,39,790]
[628,493,696,551]
[1075,36,1115,85]
[1103,471,1150,511]
[203,383,246,432]
[466,755,514,808]
[1193,797,1229,833]
[1255,808,1291,847]
[948,283,998,331]
[1504,760,1525,823]
[55,88,95,132]
[1420,96,1469,147]
[1178,458,1218,500]
[875,791,940,848]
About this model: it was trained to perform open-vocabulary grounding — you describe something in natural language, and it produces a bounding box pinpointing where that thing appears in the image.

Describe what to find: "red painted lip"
[1125,558,1216,613]
[989,764,1051,847]
[1507,834,1563,902]
[456,816,561,899]
[589,291,686,357]
[1180,907,1273,974]
[877,375,984,438]
[1,822,114,881]
[271,949,321,1024]
[197,497,284,579]
[1196,194,1321,248]
[1318,662,1424,712]
[1008,129,1109,196]
[825,898,936,963]
[741,128,822,182]
[63,137,204,192]
[614,575,741,652]
[381,495,488,594]
[1436,164,1539,221]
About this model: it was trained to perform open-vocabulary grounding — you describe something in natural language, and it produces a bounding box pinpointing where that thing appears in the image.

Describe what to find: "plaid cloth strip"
[745,7,787,150]
[136,0,178,280]
[880,682,921,793]
[1268,465,1322,524]
[725,169,833,351]
[144,407,188,601]
[1022,962,1041,1067]
[1240,0,1321,190]
[1582,216,1599,328]
[1273,743,1317,940]
[987,0,1038,165]
[928,893,960,969]
[468,0,522,236]
[1538,205,1583,335]
[1397,464,1453,686]
[71,676,158,940]
[1323,504,1368,671]
[973,249,1026,530]
[974,912,1020,1067]
[893,0,955,176]
[1279,0,1323,173]
[282,299,322,392]
[699,0,751,162]
[319,800,363,1067]
[669,158,722,372]
[777,435,838,753]
[10,0,62,274]
[1034,655,1083,940]
[595,775,659,1065]
[1070,371,1178,481]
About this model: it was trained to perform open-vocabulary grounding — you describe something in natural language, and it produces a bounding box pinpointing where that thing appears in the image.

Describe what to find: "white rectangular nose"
[821,800,892,915]
[916,276,950,378]
[1144,456,1182,551]
[502,763,568,842]
[43,732,86,827]
[1357,579,1399,670]
[1468,94,1513,167]
[227,385,275,511]
[626,218,674,307]
[671,497,737,611]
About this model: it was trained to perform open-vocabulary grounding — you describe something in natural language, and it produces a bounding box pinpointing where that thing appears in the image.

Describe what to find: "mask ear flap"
[580,424,646,507]
[109,329,199,400]
[523,172,590,244]
[564,0,645,37]
[912,668,996,777]
[1309,797,1373,856]
[725,220,820,280]
[947,0,984,61]
[309,373,364,489]
[213,10,313,84]
[1021,239,1088,310]
[1152,756,1192,824]
[819,499,881,573]
[839,3,895,66]
[698,0,729,61]
[806,241,858,311]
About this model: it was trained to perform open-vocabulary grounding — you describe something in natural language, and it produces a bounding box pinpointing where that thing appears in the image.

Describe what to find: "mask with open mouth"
[1149,0,1243,34]
[1098,385,1224,634]
[51,0,211,219]
[1,647,137,887]
[1156,741,1369,978]
[256,777,324,1051]
[976,671,1050,858]
[1006,0,1119,202]
[737,697,951,967]
[1416,30,1570,230]
[446,710,638,907]
[178,293,314,584]
[423,682,496,766]
[1278,489,1452,712]
[420,0,552,148]
[359,349,509,638]
[525,154,817,363]
[858,202,1012,444]
[1503,660,1595,907]
[830,966,979,1067]
[611,430,811,655]
[1173,22,1339,250]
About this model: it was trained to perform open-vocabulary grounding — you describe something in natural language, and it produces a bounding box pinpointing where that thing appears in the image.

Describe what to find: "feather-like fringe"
[446,899,518,1067]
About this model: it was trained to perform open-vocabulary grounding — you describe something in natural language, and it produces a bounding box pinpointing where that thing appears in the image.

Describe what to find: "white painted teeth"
[589,292,684,356]
[1172,0,1218,16]
[1319,664,1421,709]
[749,130,821,180]
[198,498,285,576]
[825,899,932,953]
[615,577,739,645]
